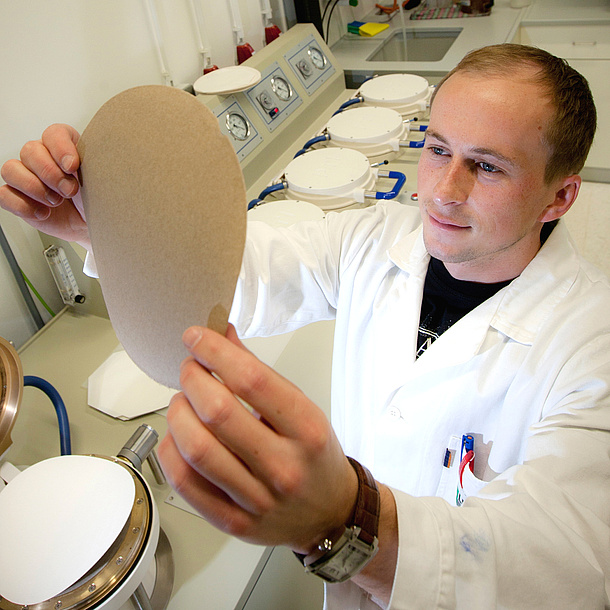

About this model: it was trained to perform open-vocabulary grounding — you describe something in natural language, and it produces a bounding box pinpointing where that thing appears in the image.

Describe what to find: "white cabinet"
[515,23,610,182]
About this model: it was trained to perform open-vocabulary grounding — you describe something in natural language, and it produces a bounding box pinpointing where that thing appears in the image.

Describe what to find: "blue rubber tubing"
[23,375,72,455]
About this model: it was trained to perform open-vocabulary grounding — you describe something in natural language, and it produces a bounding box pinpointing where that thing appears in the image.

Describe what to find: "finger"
[166,389,275,516]
[0,182,53,222]
[19,140,79,203]
[41,123,80,174]
[158,432,256,539]
[179,355,287,479]
[183,326,319,440]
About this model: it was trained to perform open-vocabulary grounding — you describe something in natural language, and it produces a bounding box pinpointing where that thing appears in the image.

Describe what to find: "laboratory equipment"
[0,336,174,610]
[357,73,434,118]
[44,244,86,306]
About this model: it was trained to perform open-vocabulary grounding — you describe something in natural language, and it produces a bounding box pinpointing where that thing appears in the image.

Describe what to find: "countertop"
[522,0,610,24]
[330,0,525,80]
[330,0,610,83]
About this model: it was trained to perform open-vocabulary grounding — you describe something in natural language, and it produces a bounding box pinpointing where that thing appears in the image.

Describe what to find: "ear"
[538,174,582,223]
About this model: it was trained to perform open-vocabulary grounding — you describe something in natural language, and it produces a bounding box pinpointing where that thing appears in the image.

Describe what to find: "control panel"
[194,24,347,198]
[284,33,336,96]
[245,62,302,132]
[214,97,263,162]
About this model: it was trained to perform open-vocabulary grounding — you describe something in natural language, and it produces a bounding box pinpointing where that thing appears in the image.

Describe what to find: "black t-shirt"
[416,221,558,358]
[417,258,512,358]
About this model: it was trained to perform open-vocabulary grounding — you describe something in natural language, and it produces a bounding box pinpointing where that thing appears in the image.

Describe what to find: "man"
[1,44,608,608]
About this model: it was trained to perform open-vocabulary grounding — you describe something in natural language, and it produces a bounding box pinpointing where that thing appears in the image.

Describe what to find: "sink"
[367,28,462,62]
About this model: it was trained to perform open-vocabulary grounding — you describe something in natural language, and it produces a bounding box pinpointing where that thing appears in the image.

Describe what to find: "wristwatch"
[294,457,380,583]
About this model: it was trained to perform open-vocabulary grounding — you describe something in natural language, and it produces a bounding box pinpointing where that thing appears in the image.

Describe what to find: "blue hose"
[294,134,330,158]
[23,375,72,456]
[247,182,287,210]
[332,97,363,116]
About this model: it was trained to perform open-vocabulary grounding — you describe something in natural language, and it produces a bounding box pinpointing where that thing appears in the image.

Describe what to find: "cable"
[324,0,342,44]
[23,375,72,456]
[0,223,45,330]
[20,270,56,317]
[321,0,335,37]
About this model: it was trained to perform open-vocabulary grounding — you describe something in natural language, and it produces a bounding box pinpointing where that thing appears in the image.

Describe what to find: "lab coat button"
[388,406,402,419]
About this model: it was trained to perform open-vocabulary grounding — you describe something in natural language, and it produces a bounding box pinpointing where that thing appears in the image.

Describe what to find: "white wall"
[0,0,288,347]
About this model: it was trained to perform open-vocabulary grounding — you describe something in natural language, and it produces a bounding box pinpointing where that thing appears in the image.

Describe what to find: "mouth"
[427,211,471,231]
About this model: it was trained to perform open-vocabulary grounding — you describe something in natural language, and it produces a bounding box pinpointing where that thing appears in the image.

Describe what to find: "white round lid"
[193,66,262,95]
[360,73,430,105]
[248,200,325,227]
[326,106,404,145]
[284,148,371,197]
[0,455,136,605]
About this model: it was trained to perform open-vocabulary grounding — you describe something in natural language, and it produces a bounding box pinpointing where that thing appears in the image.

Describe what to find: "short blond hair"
[431,44,597,184]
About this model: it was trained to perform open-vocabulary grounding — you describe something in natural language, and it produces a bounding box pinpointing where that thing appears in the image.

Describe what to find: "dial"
[296,59,313,79]
[225,112,250,141]
[257,90,275,111]
[308,46,326,70]
[271,76,292,101]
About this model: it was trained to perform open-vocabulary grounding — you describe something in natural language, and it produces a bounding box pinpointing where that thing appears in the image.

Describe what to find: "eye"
[427,145,448,156]
[478,161,500,174]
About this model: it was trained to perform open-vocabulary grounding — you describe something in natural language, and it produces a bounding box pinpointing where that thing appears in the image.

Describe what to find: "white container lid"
[360,73,430,105]
[0,455,136,605]
[326,106,404,145]
[284,148,372,197]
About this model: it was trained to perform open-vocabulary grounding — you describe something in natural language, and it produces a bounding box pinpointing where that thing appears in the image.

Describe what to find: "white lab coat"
[232,201,610,609]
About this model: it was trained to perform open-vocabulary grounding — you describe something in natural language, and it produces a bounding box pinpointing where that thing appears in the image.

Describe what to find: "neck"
[444,230,545,283]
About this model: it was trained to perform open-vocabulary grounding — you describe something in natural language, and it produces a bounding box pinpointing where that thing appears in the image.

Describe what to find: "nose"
[432,158,474,206]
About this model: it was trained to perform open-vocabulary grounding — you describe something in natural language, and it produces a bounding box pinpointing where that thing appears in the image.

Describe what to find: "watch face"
[319,543,369,582]
[308,532,379,584]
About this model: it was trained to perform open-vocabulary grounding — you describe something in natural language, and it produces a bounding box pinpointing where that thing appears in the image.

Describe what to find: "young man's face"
[417,70,572,283]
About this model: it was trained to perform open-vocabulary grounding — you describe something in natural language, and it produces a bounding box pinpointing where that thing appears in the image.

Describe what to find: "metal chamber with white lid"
[359,73,434,119]
[0,337,174,610]
[282,147,406,212]
[324,105,425,161]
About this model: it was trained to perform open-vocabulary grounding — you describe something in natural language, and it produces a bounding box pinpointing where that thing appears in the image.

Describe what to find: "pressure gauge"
[271,76,292,102]
[308,47,326,70]
[225,112,250,141]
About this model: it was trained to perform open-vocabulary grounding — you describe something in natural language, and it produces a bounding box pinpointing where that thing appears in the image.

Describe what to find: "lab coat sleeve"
[229,218,341,337]
[388,335,610,609]
[230,204,414,338]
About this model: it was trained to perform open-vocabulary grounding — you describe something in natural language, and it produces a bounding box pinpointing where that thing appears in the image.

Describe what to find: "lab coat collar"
[388,226,429,277]
[388,221,579,349]
[490,221,577,345]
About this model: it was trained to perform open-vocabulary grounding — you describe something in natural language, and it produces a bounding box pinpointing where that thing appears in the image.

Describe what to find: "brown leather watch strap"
[296,456,380,567]
[346,456,380,547]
